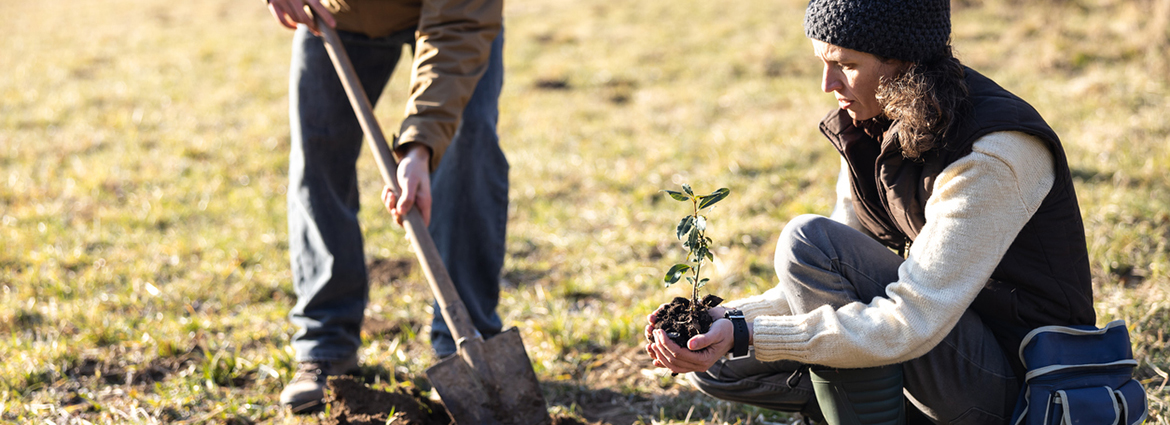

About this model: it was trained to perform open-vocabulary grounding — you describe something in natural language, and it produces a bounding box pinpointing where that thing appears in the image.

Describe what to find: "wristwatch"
[724,308,749,359]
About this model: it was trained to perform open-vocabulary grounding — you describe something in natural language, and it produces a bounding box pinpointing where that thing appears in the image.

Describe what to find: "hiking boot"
[279,357,360,413]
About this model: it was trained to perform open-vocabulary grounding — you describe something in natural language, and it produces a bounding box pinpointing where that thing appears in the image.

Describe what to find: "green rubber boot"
[810,364,906,425]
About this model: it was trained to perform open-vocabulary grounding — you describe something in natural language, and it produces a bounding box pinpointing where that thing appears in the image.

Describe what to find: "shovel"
[314,18,551,425]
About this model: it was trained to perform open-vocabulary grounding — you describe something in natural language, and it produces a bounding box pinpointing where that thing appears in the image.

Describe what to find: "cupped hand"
[266,0,335,35]
[707,305,729,321]
[381,144,432,227]
[645,319,735,374]
[643,302,669,342]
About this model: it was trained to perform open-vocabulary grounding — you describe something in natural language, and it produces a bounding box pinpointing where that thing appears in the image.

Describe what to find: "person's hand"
[266,0,335,35]
[645,319,735,374]
[643,303,668,342]
[381,144,432,227]
[642,303,731,349]
[707,305,729,321]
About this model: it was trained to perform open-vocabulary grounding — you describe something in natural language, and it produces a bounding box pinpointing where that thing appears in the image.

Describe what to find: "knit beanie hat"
[803,0,951,63]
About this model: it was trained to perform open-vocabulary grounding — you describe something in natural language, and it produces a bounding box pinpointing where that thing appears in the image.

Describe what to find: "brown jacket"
[319,0,503,169]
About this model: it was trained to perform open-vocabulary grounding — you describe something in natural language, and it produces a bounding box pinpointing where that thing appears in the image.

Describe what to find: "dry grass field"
[1,0,1168,423]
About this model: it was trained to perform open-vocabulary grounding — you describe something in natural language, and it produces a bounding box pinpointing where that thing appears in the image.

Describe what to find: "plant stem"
[690,197,703,313]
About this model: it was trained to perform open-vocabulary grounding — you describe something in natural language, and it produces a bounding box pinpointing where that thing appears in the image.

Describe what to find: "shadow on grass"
[542,380,786,425]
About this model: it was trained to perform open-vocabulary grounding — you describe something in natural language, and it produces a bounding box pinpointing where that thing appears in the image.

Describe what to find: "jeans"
[690,215,1020,424]
[286,26,507,362]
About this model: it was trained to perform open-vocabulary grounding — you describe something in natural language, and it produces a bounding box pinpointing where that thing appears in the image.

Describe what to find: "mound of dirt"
[324,377,452,425]
[324,376,591,425]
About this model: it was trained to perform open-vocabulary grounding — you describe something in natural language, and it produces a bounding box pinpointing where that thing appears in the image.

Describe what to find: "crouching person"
[644,0,1096,424]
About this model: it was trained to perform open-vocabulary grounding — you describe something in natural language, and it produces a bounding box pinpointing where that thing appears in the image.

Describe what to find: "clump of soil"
[324,377,452,425]
[649,294,723,348]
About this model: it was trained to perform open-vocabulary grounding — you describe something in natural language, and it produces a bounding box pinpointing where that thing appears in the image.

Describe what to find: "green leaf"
[664,190,690,202]
[664,263,690,284]
[698,188,730,209]
[686,276,695,285]
[676,216,694,241]
[705,248,714,262]
[682,184,693,196]
[687,227,699,250]
[697,278,710,289]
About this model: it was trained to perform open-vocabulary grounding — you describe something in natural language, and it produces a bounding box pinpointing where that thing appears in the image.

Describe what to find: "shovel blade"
[426,328,549,425]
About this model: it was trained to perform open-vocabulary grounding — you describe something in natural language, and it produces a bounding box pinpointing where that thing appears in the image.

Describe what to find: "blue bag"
[1010,320,1148,425]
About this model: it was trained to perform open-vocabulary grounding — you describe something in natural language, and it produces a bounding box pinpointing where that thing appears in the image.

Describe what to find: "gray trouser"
[690,215,1020,424]
[286,26,507,361]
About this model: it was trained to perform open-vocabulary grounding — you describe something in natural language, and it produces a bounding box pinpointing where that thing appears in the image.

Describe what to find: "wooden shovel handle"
[315,17,479,345]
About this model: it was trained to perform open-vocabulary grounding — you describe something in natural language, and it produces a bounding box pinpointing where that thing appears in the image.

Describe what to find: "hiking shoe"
[279,357,359,413]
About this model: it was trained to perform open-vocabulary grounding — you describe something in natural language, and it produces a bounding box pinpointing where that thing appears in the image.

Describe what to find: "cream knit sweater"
[726,131,1055,368]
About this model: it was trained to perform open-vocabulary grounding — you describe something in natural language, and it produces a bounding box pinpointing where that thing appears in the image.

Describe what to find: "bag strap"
[1018,320,1129,366]
[1024,359,1139,382]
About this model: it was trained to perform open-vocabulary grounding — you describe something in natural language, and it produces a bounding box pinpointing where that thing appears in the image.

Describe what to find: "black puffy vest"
[819,68,1095,377]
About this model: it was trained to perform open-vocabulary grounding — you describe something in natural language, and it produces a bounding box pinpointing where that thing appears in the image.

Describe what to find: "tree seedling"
[650,184,731,349]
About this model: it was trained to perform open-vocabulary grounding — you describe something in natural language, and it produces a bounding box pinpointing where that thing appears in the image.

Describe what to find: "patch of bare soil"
[368,257,414,285]
[361,314,422,341]
[324,376,590,425]
[649,295,722,348]
[67,348,203,387]
[324,377,451,425]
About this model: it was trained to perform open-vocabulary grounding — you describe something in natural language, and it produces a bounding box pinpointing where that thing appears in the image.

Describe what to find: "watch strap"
[724,309,749,359]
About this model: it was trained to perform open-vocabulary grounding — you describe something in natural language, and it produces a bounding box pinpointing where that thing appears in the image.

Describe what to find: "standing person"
[264,0,508,413]
[644,0,1095,423]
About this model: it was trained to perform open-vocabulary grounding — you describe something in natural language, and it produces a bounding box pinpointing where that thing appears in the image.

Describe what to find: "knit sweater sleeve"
[725,158,857,321]
[748,131,1055,366]
[829,157,865,231]
[724,286,793,322]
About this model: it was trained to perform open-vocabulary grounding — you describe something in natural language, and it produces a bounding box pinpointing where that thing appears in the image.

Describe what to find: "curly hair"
[876,47,969,160]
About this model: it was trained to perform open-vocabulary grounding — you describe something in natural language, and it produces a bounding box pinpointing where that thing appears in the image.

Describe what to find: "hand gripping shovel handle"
[314,17,479,348]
